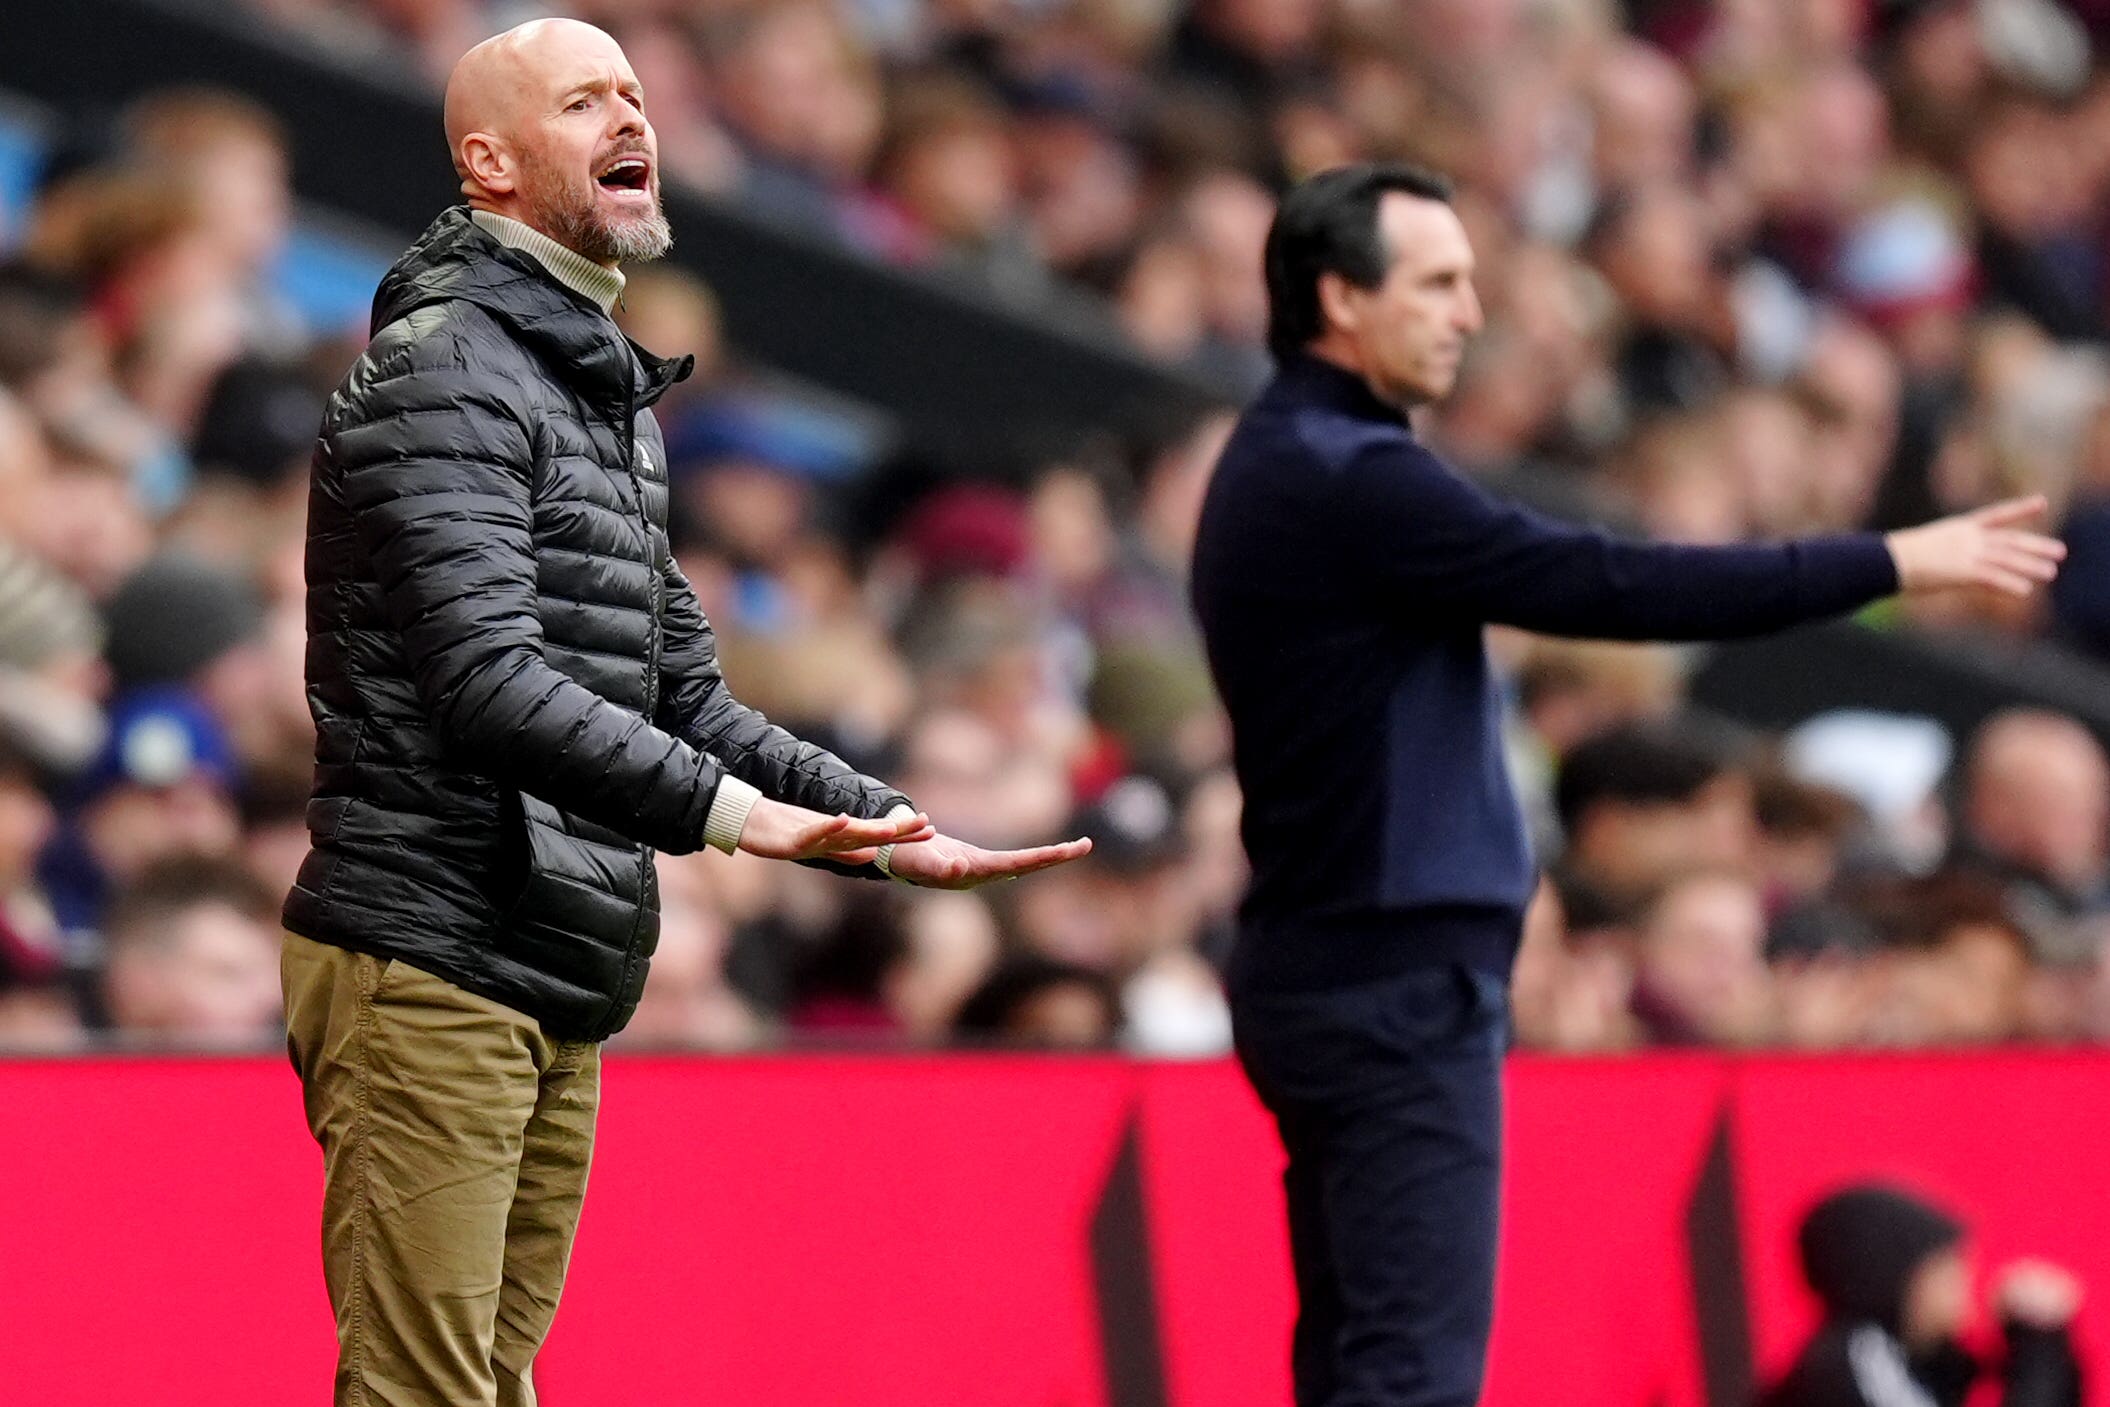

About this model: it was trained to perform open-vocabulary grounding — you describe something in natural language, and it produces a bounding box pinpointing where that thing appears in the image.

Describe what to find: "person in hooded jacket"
[1760,1183,2083,1407]
[280,19,1089,1407]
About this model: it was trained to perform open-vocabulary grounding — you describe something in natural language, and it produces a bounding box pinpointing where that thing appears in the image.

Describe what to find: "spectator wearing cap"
[100,855,281,1045]
[1761,1182,2082,1407]
[1013,775,1229,1054]
[99,550,310,794]
[38,686,239,938]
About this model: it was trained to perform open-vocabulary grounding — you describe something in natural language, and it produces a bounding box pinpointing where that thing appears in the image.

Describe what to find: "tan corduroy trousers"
[282,931,600,1407]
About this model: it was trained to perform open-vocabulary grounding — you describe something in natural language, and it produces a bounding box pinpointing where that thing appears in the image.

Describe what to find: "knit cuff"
[703,775,763,854]
[873,804,921,881]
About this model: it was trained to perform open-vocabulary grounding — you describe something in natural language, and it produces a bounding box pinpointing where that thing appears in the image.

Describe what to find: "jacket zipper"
[599,365,662,1040]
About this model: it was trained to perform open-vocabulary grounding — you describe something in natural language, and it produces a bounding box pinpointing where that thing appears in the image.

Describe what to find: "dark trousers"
[1230,962,1510,1407]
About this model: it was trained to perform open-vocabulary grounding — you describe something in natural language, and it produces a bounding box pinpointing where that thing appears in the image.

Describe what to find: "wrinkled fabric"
[285,208,908,1039]
[283,931,598,1406]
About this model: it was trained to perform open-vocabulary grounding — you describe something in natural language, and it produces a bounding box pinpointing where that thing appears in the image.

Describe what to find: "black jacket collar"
[370,207,693,417]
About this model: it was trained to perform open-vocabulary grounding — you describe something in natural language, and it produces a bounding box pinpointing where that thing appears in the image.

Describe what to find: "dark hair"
[1263,162,1455,361]
[104,856,275,952]
[1553,723,1738,832]
[952,955,1121,1047]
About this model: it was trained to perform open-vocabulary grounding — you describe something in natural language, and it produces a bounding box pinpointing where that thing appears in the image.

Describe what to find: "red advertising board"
[3,1052,2107,1406]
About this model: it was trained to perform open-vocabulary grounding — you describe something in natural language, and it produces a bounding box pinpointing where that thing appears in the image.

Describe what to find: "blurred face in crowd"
[85,777,242,883]
[1592,188,1714,330]
[103,900,280,1042]
[1587,41,1699,189]
[885,890,1000,1041]
[1635,871,1773,1045]
[1317,193,1484,408]
[1569,772,1758,911]
[1928,921,2031,1045]
[619,874,753,1049]
[445,19,670,265]
[886,95,1019,248]
[1204,0,1329,59]
[896,709,1069,850]
[1966,711,2110,895]
[1002,978,1119,1048]
[1013,862,1177,972]
[713,2,879,180]
[1510,883,1639,1053]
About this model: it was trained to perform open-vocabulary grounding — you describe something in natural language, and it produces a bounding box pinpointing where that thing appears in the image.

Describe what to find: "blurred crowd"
[13,0,2110,1054]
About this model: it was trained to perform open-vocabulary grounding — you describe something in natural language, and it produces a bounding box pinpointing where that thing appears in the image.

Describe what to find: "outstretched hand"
[1885,495,2067,598]
[885,831,1093,890]
[737,798,935,863]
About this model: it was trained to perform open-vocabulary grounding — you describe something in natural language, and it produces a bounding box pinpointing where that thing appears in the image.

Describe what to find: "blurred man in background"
[1762,1183,2082,1407]
[1191,162,2064,1407]
[1953,709,2110,959]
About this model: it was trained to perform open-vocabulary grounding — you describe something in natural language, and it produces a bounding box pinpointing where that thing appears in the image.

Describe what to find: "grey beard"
[529,179,673,265]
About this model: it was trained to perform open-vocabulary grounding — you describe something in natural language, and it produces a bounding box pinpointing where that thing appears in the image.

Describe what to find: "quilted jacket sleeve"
[330,319,726,854]
[654,553,912,822]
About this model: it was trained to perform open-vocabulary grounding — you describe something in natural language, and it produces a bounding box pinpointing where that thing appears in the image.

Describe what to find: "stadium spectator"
[1952,709,2110,960]
[1553,723,1759,929]
[884,888,1001,1043]
[615,854,768,1051]
[1629,868,1776,1047]
[39,687,241,939]
[1761,1182,2083,1407]
[99,855,280,1043]
[953,952,1122,1049]
[1509,882,1641,1054]
[121,88,300,354]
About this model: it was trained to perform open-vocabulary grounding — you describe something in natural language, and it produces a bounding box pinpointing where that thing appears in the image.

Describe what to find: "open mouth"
[596,157,651,194]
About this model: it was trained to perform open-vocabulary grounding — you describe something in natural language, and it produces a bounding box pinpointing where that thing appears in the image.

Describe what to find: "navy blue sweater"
[1190,354,1899,988]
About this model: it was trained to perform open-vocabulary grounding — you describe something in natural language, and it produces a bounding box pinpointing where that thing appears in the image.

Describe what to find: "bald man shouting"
[282,20,1087,1405]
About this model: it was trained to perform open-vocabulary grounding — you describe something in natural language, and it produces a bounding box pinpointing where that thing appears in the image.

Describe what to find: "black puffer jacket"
[285,208,909,1040]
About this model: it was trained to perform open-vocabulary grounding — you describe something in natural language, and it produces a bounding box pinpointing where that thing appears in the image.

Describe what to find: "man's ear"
[1316,271,1362,340]
[459,133,518,197]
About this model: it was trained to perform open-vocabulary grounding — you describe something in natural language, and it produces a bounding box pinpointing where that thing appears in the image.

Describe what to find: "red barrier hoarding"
[3,1052,2106,1406]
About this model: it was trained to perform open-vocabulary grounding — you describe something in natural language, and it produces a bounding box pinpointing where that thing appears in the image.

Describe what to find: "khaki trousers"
[282,931,600,1407]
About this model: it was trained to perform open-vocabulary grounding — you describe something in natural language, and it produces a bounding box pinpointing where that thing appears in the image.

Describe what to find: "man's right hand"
[1885,495,2067,597]
[735,798,934,864]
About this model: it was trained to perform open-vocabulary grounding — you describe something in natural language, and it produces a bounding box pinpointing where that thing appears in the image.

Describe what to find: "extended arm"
[1337,439,1900,641]
[335,327,912,865]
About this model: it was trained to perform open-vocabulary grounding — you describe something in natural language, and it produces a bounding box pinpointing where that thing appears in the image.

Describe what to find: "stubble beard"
[522,157,673,266]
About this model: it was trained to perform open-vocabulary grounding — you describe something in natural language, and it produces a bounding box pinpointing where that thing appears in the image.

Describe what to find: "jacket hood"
[1798,1183,1964,1333]
[370,207,691,414]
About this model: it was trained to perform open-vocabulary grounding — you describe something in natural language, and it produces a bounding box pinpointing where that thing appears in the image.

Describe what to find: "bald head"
[441,18,670,266]
[1966,709,2110,892]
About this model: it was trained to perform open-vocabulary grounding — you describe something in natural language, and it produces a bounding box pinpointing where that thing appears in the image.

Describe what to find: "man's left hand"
[885,832,1093,890]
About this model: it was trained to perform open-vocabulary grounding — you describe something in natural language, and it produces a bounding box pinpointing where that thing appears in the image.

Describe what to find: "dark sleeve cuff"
[1795,532,1900,614]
